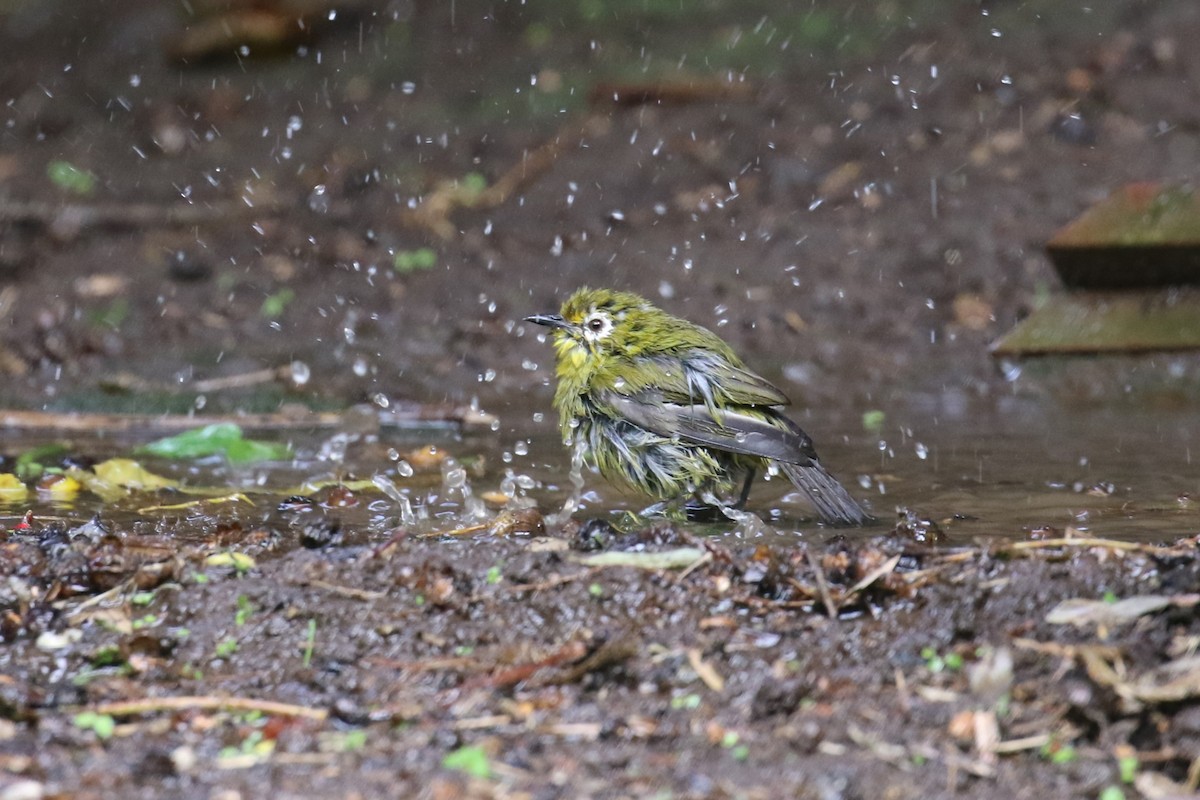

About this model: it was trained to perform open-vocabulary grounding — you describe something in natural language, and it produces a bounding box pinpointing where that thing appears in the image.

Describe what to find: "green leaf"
[15,443,67,482]
[1118,755,1138,783]
[142,423,243,457]
[140,423,290,463]
[48,160,96,195]
[442,744,492,779]
[223,437,292,464]
[862,409,885,434]
[1098,787,1125,800]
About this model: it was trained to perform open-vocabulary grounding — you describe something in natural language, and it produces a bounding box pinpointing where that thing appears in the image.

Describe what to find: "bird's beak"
[524,314,571,330]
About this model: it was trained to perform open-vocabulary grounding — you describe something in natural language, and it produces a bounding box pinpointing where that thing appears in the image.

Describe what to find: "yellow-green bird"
[525,287,868,525]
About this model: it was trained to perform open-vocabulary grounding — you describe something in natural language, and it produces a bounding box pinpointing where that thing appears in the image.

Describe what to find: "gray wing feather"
[599,391,818,466]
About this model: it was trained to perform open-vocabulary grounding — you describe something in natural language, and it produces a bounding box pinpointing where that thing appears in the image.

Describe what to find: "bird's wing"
[607,351,790,409]
[596,390,819,467]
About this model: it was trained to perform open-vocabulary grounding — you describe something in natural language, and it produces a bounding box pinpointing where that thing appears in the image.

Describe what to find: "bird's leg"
[733,467,756,510]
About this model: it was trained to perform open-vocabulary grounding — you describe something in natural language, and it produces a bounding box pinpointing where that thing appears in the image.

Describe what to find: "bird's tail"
[780,461,870,526]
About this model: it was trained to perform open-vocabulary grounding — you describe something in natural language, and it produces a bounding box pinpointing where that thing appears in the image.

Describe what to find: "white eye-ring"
[582,312,612,339]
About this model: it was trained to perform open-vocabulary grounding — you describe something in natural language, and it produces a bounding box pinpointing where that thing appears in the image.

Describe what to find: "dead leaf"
[573,547,709,571]
[953,293,994,330]
[1045,595,1175,627]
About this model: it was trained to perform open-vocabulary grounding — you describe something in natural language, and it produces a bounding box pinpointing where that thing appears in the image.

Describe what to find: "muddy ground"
[3,0,1200,797]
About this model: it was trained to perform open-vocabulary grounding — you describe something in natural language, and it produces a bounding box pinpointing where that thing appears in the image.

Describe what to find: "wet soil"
[3,1,1200,797]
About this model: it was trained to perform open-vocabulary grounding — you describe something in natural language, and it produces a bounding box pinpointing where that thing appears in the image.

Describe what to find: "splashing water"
[546,434,587,527]
[372,473,416,525]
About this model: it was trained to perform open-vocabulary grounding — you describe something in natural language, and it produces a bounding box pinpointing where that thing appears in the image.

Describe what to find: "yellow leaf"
[0,473,29,502]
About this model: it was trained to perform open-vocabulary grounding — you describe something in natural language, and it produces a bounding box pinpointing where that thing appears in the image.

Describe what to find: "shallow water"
[487,374,1200,543]
[2,387,1196,545]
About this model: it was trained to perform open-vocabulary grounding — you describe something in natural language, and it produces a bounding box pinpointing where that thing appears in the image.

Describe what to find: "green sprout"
[442,744,492,779]
[235,594,254,626]
[73,711,116,740]
[260,288,295,319]
[392,247,437,273]
[302,619,317,668]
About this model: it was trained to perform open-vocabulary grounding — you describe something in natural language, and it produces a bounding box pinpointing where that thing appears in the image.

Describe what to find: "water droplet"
[396,460,414,477]
[289,360,311,387]
[442,460,467,489]
[915,443,929,460]
[514,441,529,456]
[308,185,330,214]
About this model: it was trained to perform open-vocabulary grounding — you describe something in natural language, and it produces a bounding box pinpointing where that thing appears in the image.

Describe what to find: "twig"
[368,527,409,560]
[686,648,725,693]
[0,198,285,232]
[90,695,328,721]
[292,578,387,601]
[842,555,901,602]
[805,548,838,620]
[402,115,599,238]
[364,655,478,674]
[500,571,590,595]
[991,733,1052,754]
[1002,537,1157,554]
[460,640,589,691]
[452,714,511,730]
[0,404,496,433]
[416,522,488,539]
[587,79,755,108]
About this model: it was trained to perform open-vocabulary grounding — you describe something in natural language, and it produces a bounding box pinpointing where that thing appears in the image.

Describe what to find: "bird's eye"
[587,316,605,332]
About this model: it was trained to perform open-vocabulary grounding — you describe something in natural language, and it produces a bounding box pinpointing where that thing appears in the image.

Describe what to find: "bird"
[524,287,869,525]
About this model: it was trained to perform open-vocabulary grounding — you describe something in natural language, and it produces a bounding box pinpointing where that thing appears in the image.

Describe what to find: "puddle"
[6,390,1192,547]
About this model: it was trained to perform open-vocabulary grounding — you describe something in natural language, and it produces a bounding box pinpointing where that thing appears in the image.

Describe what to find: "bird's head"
[525,287,657,366]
